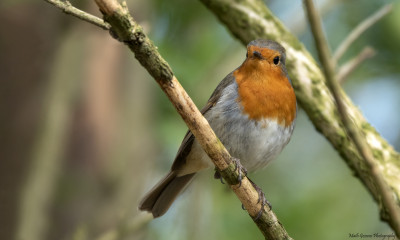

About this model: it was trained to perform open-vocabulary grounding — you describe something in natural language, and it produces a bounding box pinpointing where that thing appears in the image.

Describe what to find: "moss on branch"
[101,3,173,82]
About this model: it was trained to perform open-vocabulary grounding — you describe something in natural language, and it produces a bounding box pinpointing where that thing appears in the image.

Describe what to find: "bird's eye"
[273,56,280,65]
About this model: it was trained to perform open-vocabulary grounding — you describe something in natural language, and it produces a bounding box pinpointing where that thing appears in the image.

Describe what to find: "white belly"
[208,115,294,171]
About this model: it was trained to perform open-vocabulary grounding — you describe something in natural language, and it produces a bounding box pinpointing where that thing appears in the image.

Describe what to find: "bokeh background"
[1,0,399,239]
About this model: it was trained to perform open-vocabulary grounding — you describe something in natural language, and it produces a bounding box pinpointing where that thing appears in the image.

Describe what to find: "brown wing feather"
[171,72,235,171]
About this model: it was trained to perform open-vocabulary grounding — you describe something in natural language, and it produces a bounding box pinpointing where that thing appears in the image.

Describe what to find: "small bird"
[139,39,297,218]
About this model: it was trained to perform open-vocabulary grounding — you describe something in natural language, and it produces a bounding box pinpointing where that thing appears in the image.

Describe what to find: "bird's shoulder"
[171,72,236,171]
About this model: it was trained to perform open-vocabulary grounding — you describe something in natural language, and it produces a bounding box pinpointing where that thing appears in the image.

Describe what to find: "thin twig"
[333,4,392,62]
[337,46,376,83]
[45,0,110,30]
[303,0,400,236]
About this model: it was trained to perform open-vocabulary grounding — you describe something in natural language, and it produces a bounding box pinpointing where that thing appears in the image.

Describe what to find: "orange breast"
[234,62,296,127]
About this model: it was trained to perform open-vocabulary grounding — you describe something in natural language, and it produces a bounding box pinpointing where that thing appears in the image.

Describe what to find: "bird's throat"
[234,65,296,127]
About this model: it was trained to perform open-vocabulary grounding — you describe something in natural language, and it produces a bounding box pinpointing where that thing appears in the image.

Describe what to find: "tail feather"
[139,171,195,218]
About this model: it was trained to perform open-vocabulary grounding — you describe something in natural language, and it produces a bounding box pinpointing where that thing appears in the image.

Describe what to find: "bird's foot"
[213,170,224,184]
[232,157,247,187]
[249,179,271,220]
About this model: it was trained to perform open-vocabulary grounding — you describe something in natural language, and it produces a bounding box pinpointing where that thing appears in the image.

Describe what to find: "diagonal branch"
[199,0,400,234]
[303,0,400,236]
[45,0,293,238]
[92,1,292,238]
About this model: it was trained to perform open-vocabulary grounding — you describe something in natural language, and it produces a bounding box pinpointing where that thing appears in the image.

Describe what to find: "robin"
[139,39,297,218]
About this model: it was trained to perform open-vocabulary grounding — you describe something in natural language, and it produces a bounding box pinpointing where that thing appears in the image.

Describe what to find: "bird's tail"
[139,171,195,218]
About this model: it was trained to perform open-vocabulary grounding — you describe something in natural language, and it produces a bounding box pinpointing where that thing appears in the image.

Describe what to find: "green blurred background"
[1,0,399,239]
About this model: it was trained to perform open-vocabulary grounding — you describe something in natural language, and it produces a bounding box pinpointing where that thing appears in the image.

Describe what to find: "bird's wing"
[171,72,235,171]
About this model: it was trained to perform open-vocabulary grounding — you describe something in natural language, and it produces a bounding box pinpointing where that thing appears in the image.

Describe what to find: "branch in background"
[333,4,392,62]
[199,0,400,233]
[337,46,376,83]
[45,0,294,238]
[303,0,400,236]
[16,31,81,240]
[44,0,110,30]
[94,213,153,240]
